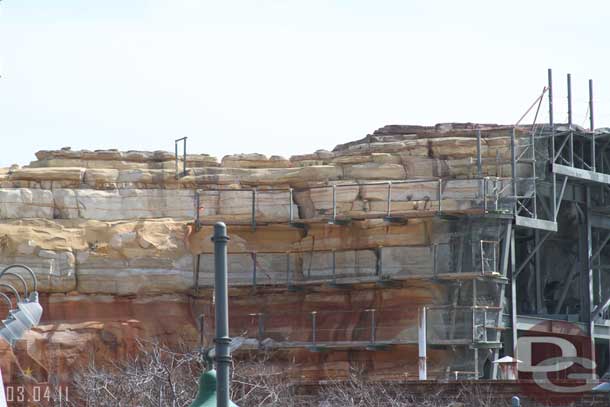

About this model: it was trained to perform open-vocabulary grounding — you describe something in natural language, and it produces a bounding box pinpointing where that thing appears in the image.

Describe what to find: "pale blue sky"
[1,0,609,167]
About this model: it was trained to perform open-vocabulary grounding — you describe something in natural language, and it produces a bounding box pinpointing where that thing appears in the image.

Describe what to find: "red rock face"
[0,294,200,386]
[0,281,451,386]
[192,281,451,381]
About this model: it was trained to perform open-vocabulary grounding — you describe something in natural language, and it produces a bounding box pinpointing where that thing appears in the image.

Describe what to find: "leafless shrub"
[57,339,203,407]
[50,341,298,407]
[230,352,300,407]
[318,368,513,407]
[48,343,545,407]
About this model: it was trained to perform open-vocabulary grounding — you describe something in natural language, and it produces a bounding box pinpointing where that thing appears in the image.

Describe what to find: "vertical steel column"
[418,306,427,380]
[476,129,482,177]
[590,79,596,172]
[535,230,543,312]
[568,74,574,167]
[586,187,597,375]
[530,124,537,218]
[474,341,479,379]
[549,69,557,221]
[212,222,231,407]
[511,127,517,214]
[510,228,518,360]
[493,222,513,380]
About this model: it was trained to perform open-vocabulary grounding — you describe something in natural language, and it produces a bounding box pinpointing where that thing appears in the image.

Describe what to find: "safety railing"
[426,306,502,345]
[197,306,500,349]
[194,239,504,289]
[193,177,515,227]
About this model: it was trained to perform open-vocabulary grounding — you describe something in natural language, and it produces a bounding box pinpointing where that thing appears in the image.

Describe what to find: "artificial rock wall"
[0,123,520,384]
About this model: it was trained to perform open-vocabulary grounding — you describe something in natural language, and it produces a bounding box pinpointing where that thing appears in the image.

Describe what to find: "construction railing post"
[251,188,257,231]
[288,188,294,222]
[257,313,264,347]
[568,74,574,167]
[332,249,336,285]
[195,191,201,230]
[311,311,317,346]
[175,137,187,178]
[212,222,231,407]
[198,314,205,348]
[251,252,257,289]
[418,306,427,380]
[483,178,488,213]
[331,184,337,223]
[369,308,376,344]
[286,252,292,288]
[476,129,482,177]
[438,179,443,214]
[175,140,179,178]
[376,246,383,278]
[183,136,187,176]
[386,181,392,217]
[590,79,596,172]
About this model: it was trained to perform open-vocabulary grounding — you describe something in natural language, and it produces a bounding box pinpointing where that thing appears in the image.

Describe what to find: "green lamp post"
[189,223,240,407]
[189,370,237,407]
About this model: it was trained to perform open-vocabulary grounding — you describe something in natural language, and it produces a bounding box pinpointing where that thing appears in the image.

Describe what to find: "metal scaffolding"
[190,68,610,380]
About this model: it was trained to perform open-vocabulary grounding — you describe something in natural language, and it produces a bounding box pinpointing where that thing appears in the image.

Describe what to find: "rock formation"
[0,123,522,386]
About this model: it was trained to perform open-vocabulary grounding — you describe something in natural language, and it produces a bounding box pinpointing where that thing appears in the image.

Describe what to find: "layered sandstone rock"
[0,123,523,385]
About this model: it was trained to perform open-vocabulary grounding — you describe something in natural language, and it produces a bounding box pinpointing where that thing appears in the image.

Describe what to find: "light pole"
[190,223,239,407]
[0,265,42,346]
[0,265,42,407]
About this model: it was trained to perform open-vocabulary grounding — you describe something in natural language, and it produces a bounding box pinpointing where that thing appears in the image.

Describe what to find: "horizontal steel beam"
[515,216,557,232]
[590,212,610,230]
[553,163,610,184]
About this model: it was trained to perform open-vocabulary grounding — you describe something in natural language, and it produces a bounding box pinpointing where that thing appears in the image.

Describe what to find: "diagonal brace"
[515,231,552,278]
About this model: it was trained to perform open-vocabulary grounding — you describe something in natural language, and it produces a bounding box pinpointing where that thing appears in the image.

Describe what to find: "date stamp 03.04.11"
[2,383,69,405]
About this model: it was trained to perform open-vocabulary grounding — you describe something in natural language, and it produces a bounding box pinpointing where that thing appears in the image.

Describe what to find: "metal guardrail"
[197,305,502,349]
[194,177,515,227]
[194,238,504,289]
